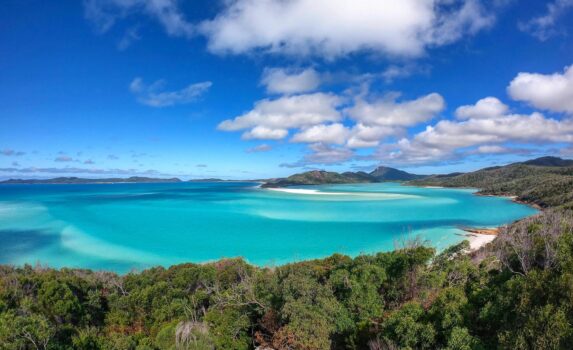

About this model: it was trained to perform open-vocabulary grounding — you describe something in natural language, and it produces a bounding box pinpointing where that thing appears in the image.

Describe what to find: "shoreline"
[465,232,497,250]
[459,226,500,250]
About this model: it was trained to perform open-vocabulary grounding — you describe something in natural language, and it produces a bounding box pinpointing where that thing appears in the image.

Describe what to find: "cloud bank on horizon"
[1,0,573,178]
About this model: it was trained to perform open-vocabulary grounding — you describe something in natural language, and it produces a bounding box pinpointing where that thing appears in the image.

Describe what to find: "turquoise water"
[0,182,536,273]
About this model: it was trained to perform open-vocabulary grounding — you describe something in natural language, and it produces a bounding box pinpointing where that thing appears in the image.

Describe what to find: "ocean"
[0,182,537,273]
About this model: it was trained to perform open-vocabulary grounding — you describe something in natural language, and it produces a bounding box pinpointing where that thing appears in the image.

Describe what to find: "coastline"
[459,226,498,250]
[465,232,497,250]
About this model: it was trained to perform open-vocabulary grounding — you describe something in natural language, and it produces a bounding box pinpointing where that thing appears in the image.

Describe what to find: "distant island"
[262,166,426,188]
[0,176,182,184]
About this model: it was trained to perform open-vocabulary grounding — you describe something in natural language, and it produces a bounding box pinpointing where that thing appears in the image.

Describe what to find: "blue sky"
[1,0,573,179]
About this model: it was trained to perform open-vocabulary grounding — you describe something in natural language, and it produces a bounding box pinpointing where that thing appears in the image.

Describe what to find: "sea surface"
[0,182,537,273]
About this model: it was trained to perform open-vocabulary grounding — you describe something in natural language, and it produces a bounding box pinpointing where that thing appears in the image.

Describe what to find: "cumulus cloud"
[218,93,343,139]
[199,0,494,58]
[456,96,509,119]
[347,124,400,149]
[377,97,573,164]
[342,92,444,148]
[84,159,95,164]
[347,92,445,127]
[242,126,288,140]
[108,154,119,160]
[129,77,212,107]
[85,0,497,59]
[261,68,321,94]
[291,123,350,145]
[219,89,447,160]
[1,149,25,156]
[246,144,273,153]
[508,64,573,114]
[519,0,573,40]
[476,145,509,154]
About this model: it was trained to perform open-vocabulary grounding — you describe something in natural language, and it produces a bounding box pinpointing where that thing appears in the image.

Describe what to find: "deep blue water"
[0,182,536,273]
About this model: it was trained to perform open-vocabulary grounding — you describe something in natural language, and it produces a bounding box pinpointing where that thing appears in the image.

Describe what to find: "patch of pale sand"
[467,233,496,250]
[265,187,420,199]
[266,188,352,195]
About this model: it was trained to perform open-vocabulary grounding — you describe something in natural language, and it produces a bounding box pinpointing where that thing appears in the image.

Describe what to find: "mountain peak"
[369,166,425,181]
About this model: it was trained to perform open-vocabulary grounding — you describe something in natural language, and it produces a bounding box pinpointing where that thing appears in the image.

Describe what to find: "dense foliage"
[2,210,573,349]
[412,160,573,208]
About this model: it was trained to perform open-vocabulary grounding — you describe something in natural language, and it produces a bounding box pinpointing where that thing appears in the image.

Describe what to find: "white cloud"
[519,0,573,40]
[219,90,446,153]
[379,97,573,164]
[347,124,400,148]
[242,126,288,140]
[291,123,350,145]
[455,97,508,119]
[129,77,212,107]
[347,92,445,127]
[261,68,321,94]
[217,93,343,139]
[199,0,494,58]
[475,145,511,154]
[508,64,573,114]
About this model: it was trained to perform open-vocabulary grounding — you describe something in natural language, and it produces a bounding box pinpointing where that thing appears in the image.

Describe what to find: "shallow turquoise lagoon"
[0,182,537,273]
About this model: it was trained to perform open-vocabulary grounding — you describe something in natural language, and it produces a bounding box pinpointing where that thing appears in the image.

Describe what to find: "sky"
[1,0,573,180]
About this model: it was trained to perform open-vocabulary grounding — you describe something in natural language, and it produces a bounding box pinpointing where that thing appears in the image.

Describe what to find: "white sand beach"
[266,188,353,195]
[466,233,496,250]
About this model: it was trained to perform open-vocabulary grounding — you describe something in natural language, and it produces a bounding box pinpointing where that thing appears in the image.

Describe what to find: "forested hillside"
[412,157,573,208]
[1,210,573,349]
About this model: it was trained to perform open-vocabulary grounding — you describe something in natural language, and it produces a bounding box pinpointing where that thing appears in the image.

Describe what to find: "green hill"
[370,166,427,181]
[262,167,424,187]
[411,157,573,208]
[262,170,372,188]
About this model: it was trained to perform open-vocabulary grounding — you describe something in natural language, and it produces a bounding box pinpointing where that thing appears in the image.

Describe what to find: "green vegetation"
[412,157,573,208]
[262,167,424,188]
[2,209,573,349]
[262,170,371,188]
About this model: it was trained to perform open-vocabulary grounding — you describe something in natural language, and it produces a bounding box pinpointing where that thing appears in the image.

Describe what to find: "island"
[0,176,182,185]
[261,166,426,188]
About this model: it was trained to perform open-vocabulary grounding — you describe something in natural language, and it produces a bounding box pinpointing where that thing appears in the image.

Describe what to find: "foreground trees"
[1,210,572,349]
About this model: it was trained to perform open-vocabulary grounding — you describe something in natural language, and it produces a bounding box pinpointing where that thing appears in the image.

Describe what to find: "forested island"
[0,177,183,185]
[261,166,425,188]
[1,157,573,349]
